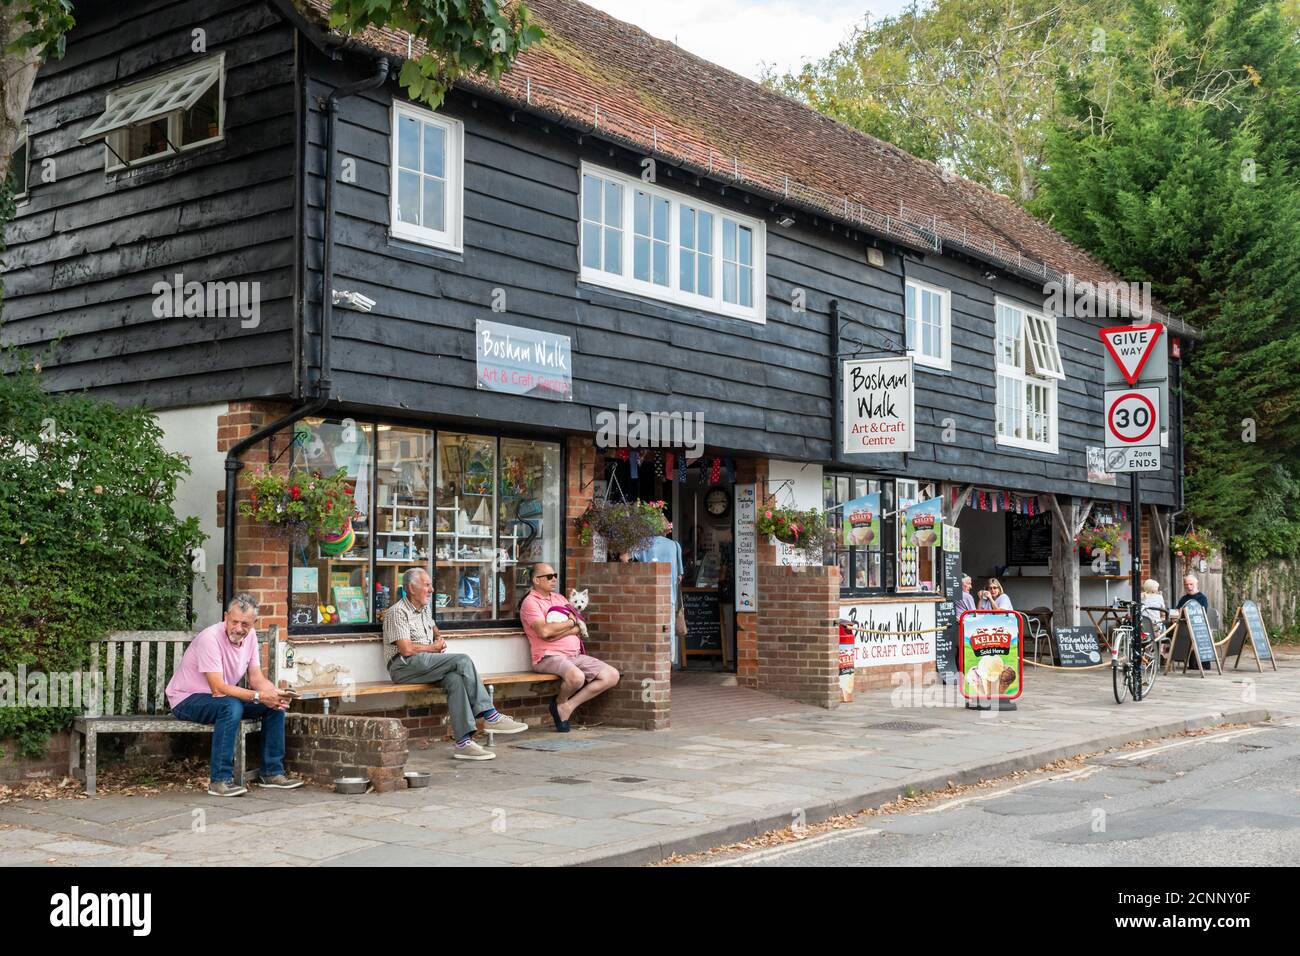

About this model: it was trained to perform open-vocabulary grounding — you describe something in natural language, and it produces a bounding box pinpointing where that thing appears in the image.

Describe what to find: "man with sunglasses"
[520,563,619,732]
[384,568,529,760]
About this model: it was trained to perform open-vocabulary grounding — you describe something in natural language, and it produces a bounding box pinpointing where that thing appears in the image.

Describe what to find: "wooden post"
[1048,494,1093,628]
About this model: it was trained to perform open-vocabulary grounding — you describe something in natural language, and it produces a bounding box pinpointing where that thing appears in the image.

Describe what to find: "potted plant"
[239,468,356,542]
[757,503,831,560]
[576,498,671,557]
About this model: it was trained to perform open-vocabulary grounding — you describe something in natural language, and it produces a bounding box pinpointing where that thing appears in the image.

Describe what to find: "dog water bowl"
[404,772,431,788]
[333,776,369,794]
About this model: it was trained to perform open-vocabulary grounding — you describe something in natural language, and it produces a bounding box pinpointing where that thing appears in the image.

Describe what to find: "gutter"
[220,55,390,611]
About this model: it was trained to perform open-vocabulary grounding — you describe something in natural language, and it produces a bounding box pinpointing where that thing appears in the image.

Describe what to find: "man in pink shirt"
[166,593,303,796]
[520,563,619,732]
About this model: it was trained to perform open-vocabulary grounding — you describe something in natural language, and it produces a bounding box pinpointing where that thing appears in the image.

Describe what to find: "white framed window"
[995,298,1061,452]
[579,162,765,322]
[905,279,951,370]
[390,101,464,252]
[11,132,28,201]
[81,55,225,170]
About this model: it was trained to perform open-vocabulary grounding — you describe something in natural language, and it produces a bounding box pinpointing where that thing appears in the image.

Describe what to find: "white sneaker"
[485,715,529,734]
[452,740,496,760]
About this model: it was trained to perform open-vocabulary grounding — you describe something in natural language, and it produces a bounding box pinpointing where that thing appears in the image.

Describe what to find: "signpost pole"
[1131,473,1142,606]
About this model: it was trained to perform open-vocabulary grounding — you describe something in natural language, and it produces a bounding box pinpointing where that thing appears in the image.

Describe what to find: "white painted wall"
[767,459,824,510]
[155,404,226,621]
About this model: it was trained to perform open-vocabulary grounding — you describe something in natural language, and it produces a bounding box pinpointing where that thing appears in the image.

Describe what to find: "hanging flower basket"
[1075,522,1122,557]
[239,468,356,542]
[577,498,671,557]
[757,504,830,560]
[1171,528,1219,564]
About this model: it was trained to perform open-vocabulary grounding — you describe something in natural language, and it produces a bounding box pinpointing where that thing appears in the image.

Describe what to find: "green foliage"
[2,0,75,59]
[328,0,544,109]
[577,498,670,556]
[757,503,831,559]
[1034,0,1300,562]
[0,364,204,756]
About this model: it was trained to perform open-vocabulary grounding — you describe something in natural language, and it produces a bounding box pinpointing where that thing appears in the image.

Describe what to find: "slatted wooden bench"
[70,629,273,796]
[293,672,561,744]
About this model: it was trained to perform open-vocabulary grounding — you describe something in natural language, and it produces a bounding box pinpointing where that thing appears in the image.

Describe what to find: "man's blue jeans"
[172,694,285,784]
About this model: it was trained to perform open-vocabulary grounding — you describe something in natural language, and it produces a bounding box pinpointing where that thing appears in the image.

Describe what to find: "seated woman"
[977,578,1014,610]
[1141,578,1167,627]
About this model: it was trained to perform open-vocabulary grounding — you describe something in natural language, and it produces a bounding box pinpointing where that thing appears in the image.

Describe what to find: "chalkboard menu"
[1007,513,1053,566]
[681,588,722,655]
[1181,602,1219,671]
[1227,600,1276,670]
[934,548,962,680]
[1052,626,1104,667]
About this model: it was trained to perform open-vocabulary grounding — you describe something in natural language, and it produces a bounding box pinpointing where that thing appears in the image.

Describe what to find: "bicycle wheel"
[1139,630,1159,698]
[1112,627,1131,704]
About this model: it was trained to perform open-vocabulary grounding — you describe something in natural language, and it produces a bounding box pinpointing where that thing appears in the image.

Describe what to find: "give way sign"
[1105,387,1161,448]
[1100,323,1164,385]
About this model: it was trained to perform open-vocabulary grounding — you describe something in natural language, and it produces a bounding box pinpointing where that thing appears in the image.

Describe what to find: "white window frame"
[995,297,1061,453]
[578,162,766,323]
[87,55,226,172]
[389,101,464,253]
[905,278,951,371]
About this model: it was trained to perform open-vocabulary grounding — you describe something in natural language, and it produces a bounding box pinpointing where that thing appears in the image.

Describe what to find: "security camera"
[332,289,376,313]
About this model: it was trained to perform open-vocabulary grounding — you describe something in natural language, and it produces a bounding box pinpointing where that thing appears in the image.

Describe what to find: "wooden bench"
[293,672,561,745]
[70,629,271,796]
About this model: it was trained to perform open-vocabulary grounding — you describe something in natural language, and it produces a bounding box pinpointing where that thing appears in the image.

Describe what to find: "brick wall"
[282,713,408,793]
[217,401,294,633]
[577,559,672,730]
[565,436,601,588]
[756,563,841,708]
[0,732,70,784]
[734,457,772,689]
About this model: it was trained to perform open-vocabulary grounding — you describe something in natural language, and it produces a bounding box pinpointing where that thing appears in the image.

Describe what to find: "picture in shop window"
[824,475,886,592]
[898,496,942,593]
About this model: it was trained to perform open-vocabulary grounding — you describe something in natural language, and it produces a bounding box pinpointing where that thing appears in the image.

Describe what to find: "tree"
[763,0,1107,202]
[328,0,543,109]
[0,0,73,182]
[1034,0,1300,561]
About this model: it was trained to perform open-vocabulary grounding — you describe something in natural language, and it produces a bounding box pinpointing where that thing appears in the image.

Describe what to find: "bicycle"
[1111,600,1161,704]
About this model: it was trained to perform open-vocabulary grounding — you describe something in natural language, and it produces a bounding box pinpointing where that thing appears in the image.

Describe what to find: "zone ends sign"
[1100,323,1164,385]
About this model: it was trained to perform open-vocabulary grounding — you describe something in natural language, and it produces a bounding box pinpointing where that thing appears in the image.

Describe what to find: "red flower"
[291,485,301,500]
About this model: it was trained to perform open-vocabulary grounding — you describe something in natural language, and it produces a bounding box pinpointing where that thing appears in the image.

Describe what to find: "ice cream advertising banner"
[959,610,1023,700]
[842,356,915,454]
[903,496,943,550]
[841,600,937,669]
[841,493,881,548]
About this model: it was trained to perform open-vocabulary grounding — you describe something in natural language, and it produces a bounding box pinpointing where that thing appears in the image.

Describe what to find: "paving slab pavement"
[2,655,1297,866]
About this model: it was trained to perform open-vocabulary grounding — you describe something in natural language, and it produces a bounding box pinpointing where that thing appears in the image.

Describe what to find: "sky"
[583,0,916,82]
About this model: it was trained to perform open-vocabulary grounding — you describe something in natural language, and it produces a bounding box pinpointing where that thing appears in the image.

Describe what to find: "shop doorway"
[600,455,737,673]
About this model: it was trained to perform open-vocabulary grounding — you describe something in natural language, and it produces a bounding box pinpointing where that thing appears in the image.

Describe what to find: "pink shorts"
[533,653,608,682]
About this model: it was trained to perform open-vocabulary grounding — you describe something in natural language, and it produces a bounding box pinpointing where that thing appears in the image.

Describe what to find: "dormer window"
[80,55,224,170]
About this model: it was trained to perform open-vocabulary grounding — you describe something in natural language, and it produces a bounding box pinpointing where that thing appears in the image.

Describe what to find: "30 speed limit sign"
[1105,387,1160,447]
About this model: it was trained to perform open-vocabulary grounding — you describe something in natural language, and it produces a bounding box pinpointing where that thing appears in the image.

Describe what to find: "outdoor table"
[1080,605,1129,652]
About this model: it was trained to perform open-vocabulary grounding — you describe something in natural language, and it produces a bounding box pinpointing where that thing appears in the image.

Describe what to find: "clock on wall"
[705,485,731,519]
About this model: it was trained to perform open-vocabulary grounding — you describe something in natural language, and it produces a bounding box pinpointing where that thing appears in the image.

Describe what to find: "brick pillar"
[577,559,671,729]
[216,401,294,632]
[734,457,771,688]
[565,436,602,588]
[756,563,840,708]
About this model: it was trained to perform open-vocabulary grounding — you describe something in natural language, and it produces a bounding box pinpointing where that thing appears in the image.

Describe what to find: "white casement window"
[11,132,27,201]
[81,55,225,170]
[390,101,464,252]
[579,163,765,322]
[995,298,1063,452]
[905,279,951,370]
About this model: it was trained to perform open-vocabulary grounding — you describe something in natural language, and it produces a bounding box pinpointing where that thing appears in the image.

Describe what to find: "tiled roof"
[294,0,1193,336]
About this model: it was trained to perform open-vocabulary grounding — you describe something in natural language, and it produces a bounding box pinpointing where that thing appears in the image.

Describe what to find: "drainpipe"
[221,57,391,611]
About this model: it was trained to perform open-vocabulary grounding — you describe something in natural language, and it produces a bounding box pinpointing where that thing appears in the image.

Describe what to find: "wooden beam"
[948,483,976,523]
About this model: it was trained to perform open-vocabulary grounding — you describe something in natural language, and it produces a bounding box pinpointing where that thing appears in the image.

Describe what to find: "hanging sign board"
[959,610,1023,701]
[734,483,758,612]
[1224,600,1276,672]
[842,356,915,454]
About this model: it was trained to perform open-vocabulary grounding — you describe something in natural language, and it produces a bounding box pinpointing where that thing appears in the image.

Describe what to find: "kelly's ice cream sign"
[959,610,1023,700]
